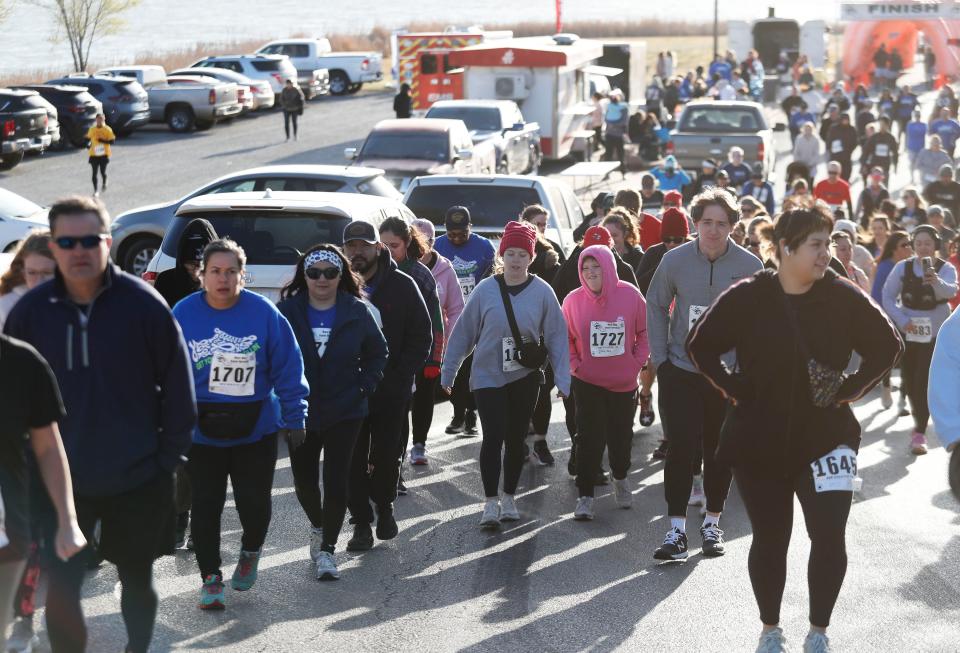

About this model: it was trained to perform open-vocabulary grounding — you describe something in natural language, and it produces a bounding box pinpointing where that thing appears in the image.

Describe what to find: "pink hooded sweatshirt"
[561,244,649,392]
[428,252,465,337]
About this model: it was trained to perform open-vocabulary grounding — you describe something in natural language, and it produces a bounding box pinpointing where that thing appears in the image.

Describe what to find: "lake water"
[1,0,842,77]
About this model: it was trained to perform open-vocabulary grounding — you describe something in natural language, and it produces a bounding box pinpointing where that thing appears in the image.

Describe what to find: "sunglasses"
[54,234,106,250]
[305,267,341,280]
[662,237,686,245]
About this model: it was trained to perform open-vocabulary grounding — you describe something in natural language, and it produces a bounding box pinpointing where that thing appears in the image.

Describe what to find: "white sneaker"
[315,550,340,580]
[500,494,520,521]
[688,487,706,507]
[881,385,893,409]
[573,496,594,520]
[613,478,632,508]
[309,527,323,563]
[479,499,500,527]
[803,631,831,653]
[7,616,38,653]
[756,627,790,653]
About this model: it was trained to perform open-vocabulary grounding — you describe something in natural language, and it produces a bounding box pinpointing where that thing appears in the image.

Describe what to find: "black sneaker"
[463,410,479,436]
[652,440,668,460]
[397,473,408,496]
[700,523,725,557]
[376,504,398,540]
[445,414,465,434]
[346,523,374,551]
[653,527,689,560]
[532,440,555,465]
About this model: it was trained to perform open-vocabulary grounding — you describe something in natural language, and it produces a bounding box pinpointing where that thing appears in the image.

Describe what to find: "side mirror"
[773,122,787,132]
[344,147,358,160]
[458,149,473,161]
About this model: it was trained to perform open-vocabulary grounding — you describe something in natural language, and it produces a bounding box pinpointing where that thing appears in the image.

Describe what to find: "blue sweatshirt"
[929,308,960,450]
[435,232,496,297]
[173,290,308,447]
[906,121,927,154]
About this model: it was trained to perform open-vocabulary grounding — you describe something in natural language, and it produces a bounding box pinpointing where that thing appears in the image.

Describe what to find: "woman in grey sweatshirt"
[441,221,570,528]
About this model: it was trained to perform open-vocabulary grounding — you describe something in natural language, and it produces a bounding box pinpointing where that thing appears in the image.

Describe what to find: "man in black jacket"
[342,220,431,551]
[826,113,859,181]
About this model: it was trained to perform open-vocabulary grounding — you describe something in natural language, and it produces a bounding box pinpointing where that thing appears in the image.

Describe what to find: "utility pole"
[713,0,719,59]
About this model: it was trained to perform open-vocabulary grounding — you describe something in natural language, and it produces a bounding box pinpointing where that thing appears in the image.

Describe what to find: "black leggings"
[290,420,362,553]
[735,469,852,628]
[410,369,439,446]
[450,354,476,418]
[532,365,555,435]
[188,433,279,580]
[902,340,935,433]
[473,372,541,497]
[658,361,731,516]
[283,110,299,138]
[573,378,635,497]
[348,395,408,524]
[89,156,107,190]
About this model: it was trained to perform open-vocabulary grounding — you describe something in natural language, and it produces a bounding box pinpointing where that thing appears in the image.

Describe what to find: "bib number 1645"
[810,446,861,493]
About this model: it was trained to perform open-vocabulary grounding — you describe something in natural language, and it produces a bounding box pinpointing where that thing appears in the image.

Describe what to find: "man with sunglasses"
[4,196,196,653]
[813,160,854,217]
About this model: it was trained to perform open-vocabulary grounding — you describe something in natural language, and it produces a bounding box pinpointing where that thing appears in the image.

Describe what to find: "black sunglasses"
[305,267,341,280]
[663,237,686,245]
[54,234,106,250]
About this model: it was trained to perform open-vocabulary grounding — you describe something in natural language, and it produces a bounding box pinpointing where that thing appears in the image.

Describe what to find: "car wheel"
[329,71,350,96]
[122,236,162,275]
[167,107,195,133]
[0,151,25,171]
[347,83,362,94]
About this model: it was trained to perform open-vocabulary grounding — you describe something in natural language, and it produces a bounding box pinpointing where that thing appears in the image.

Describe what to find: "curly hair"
[602,207,640,248]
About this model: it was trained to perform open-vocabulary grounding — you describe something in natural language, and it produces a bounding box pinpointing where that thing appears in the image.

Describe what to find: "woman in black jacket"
[277,245,388,580]
[687,205,902,653]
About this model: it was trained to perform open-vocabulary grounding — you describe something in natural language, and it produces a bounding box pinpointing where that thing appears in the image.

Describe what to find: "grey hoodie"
[646,237,762,372]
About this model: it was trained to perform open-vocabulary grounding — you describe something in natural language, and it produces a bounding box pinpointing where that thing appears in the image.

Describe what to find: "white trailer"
[728,15,828,69]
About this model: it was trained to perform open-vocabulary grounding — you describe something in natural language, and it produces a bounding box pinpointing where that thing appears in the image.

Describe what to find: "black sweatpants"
[658,360,731,516]
[89,156,108,190]
[283,110,299,138]
[902,340,935,433]
[573,378,635,497]
[735,468,853,628]
[604,134,625,173]
[410,369,439,446]
[290,420,362,553]
[187,433,278,580]
[473,372,541,497]
[46,472,173,653]
[532,365,555,435]
[450,354,476,418]
[348,394,408,524]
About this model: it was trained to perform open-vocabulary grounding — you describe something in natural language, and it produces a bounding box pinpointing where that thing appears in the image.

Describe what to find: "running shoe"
[198,574,225,610]
[445,414,465,434]
[638,391,655,427]
[573,496,594,520]
[6,616,39,653]
[500,494,520,521]
[532,440,555,466]
[410,443,428,466]
[376,504,398,540]
[315,551,340,581]
[881,385,893,409]
[479,499,500,528]
[231,550,261,591]
[346,523,373,551]
[803,631,831,653]
[397,473,408,496]
[652,440,668,460]
[910,432,928,455]
[653,527,689,560]
[700,522,725,557]
[309,527,324,564]
[613,478,632,509]
[756,627,790,653]
[463,409,479,435]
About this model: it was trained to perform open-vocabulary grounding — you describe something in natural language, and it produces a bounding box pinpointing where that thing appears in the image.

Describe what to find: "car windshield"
[679,106,764,132]
[251,60,281,72]
[162,211,351,265]
[361,131,449,161]
[0,189,43,220]
[426,107,501,132]
[405,185,541,230]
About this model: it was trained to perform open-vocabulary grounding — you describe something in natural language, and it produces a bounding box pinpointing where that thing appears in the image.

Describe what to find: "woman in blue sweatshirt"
[277,244,387,581]
[173,239,308,610]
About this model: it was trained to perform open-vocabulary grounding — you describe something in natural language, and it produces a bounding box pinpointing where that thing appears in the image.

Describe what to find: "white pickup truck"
[257,38,383,96]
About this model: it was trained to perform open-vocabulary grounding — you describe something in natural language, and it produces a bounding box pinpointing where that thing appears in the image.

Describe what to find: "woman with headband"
[278,244,388,580]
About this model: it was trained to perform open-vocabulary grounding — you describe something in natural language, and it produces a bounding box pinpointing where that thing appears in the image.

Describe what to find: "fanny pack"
[779,287,848,408]
[197,401,263,440]
[496,275,548,370]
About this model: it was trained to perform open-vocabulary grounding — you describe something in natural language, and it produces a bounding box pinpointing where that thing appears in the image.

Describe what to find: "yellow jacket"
[86,125,115,158]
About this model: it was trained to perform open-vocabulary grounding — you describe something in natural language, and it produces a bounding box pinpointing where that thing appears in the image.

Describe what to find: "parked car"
[144,190,416,300]
[425,99,541,175]
[95,65,167,88]
[0,89,51,170]
[346,118,495,192]
[1,89,58,154]
[257,38,383,95]
[110,164,402,274]
[0,188,49,251]
[10,84,100,149]
[45,74,150,135]
[403,174,585,254]
[170,67,275,110]
[189,54,298,95]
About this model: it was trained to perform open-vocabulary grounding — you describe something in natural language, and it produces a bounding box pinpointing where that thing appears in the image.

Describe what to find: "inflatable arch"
[842,18,960,85]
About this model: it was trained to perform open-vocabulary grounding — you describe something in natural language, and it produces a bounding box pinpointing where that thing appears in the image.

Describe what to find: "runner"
[342,220,431,551]
[687,203,902,653]
[602,208,644,276]
[646,187,763,560]
[441,221,570,527]
[882,225,959,455]
[860,116,899,182]
[812,161,854,217]
[4,196,196,652]
[870,230,912,411]
[86,114,114,196]
[830,231,870,292]
[562,244,648,519]
[280,79,306,141]
[277,244,388,580]
[434,206,496,436]
[825,112,858,181]
[0,232,55,330]
[172,238,309,609]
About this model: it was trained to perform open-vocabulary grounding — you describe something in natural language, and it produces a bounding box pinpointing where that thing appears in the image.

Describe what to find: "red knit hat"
[499,220,537,258]
[583,225,613,248]
[661,207,690,240]
[663,190,683,207]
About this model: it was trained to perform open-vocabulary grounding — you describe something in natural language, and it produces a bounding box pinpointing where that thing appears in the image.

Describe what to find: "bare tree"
[27,0,140,71]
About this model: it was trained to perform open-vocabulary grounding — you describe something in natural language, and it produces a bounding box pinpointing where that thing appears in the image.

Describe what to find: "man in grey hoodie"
[646,187,762,561]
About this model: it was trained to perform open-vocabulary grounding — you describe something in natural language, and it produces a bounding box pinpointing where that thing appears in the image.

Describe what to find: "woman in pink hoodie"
[562,244,649,520]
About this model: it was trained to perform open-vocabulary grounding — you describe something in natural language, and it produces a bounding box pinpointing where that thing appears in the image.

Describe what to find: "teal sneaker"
[230,550,261,591]
[198,574,225,610]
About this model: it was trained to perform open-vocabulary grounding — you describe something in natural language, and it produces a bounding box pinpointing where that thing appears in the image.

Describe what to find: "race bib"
[208,351,256,397]
[589,320,625,357]
[810,446,861,493]
[502,336,524,372]
[458,275,476,297]
[875,143,890,157]
[93,144,106,156]
[831,139,843,153]
[312,327,331,358]
[688,304,708,330]
[906,317,933,343]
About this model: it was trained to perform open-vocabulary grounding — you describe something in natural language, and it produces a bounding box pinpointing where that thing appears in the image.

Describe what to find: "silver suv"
[189,55,297,94]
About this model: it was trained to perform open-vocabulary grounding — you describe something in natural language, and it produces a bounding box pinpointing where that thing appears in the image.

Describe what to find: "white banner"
[841,1,960,21]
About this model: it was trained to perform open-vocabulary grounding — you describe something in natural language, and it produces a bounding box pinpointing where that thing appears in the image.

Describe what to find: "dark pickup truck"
[1,89,51,171]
